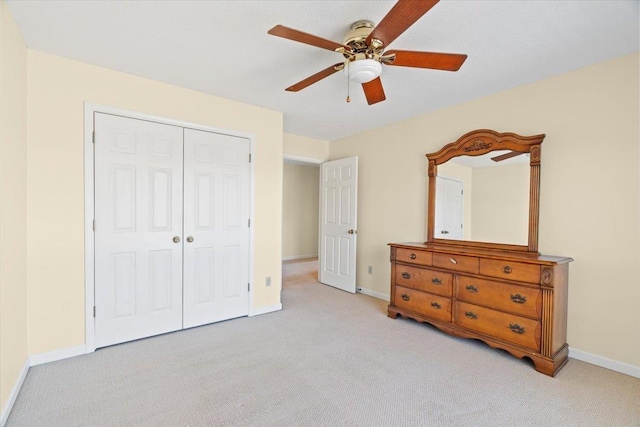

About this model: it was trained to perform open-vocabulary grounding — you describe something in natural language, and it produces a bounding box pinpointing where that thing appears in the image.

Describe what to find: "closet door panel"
[94,113,184,348]
[183,129,250,328]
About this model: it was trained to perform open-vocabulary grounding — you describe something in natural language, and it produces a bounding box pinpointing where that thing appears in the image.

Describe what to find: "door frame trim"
[83,102,256,352]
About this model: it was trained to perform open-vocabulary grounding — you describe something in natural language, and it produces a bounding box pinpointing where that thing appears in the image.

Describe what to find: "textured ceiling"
[7,1,639,141]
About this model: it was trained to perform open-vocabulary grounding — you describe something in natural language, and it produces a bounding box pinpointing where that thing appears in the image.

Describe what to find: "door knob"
[186,236,194,243]
[173,236,181,243]
[347,229,357,234]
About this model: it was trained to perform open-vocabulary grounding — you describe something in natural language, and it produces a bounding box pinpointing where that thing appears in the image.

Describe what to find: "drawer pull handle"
[510,294,527,304]
[450,258,457,264]
[431,302,442,310]
[431,278,442,285]
[509,323,526,334]
[465,311,478,320]
[503,266,512,274]
[465,285,478,293]
[410,253,417,260]
[401,293,410,301]
[401,272,411,279]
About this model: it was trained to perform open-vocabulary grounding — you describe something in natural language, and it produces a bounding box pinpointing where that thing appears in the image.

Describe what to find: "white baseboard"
[357,287,390,302]
[569,348,640,378]
[282,254,318,261]
[0,359,29,427]
[249,303,283,316]
[28,345,88,366]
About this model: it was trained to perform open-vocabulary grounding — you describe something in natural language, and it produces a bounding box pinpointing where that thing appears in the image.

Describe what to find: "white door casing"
[319,157,358,293]
[94,113,184,348]
[435,176,464,240]
[182,129,251,328]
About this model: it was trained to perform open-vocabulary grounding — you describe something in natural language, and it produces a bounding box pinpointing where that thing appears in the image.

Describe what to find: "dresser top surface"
[389,242,573,265]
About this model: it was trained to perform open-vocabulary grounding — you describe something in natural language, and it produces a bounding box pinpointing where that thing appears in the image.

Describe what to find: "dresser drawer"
[479,258,540,284]
[394,286,452,323]
[457,276,542,319]
[395,248,432,266]
[433,253,479,274]
[455,301,541,351]
[395,265,452,297]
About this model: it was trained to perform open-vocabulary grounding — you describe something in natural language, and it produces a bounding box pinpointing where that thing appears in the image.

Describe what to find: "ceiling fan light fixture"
[344,59,382,84]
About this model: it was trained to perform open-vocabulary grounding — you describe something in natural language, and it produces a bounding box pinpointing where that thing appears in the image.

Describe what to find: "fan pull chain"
[346,61,351,103]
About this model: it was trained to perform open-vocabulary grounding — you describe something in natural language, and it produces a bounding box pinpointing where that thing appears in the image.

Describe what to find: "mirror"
[436,151,530,245]
[426,130,545,254]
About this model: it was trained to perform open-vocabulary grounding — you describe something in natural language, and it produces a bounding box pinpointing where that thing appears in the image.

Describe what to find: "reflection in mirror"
[435,150,529,245]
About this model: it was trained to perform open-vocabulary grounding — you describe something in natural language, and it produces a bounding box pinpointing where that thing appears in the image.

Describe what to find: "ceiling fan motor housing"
[342,20,375,54]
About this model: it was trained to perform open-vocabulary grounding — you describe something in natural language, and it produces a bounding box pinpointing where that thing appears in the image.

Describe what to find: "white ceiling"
[7,1,639,141]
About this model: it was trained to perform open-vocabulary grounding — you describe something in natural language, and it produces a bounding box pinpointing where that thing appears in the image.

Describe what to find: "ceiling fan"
[267,0,467,105]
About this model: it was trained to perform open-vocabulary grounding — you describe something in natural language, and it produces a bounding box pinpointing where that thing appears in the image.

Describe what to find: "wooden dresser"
[390,129,573,376]
[389,243,572,376]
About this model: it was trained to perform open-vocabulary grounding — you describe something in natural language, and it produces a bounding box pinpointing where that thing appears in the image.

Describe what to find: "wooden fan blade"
[268,25,350,52]
[285,63,343,92]
[384,50,467,71]
[362,77,386,105]
[491,151,523,162]
[367,0,440,48]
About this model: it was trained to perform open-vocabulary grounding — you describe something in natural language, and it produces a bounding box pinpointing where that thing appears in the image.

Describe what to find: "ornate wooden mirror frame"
[426,129,545,254]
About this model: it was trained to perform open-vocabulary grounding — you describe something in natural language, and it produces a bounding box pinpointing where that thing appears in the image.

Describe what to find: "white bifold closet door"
[94,113,250,349]
[94,113,184,348]
[182,129,250,328]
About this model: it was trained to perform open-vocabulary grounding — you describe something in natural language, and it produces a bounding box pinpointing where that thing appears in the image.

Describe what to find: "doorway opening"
[282,156,321,287]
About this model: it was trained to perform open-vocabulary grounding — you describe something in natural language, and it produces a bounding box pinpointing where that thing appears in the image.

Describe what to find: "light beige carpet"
[7,258,640,426]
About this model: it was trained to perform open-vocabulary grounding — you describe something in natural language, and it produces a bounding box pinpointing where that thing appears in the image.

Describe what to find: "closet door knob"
[173,236,181,243]
[186,236,194,243]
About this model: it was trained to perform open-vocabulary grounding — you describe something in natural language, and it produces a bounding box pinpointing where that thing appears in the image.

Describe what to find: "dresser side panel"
[552,263,570,354]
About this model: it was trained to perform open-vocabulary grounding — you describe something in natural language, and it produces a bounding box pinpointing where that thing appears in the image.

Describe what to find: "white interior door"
[182,129,250,328]
[319,157,358,293]
[435,176,464,240]
[94,113,184,348]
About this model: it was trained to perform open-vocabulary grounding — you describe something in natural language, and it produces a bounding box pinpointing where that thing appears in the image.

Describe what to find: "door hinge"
[92,131,95,144]
[93,306,96,317]
[248,218,250,227]
[248,283,250,291]
[249,153,252,163]
[92,219,95,231]
[461,190,463,195]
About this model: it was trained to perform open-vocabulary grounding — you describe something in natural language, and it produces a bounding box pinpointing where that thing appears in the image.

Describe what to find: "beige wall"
[283,133,329,161]
[26,50,284,355]
[470,163,529,244]
[283,163,319,259]
[330,53,640,367]
[0,0,28,413]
